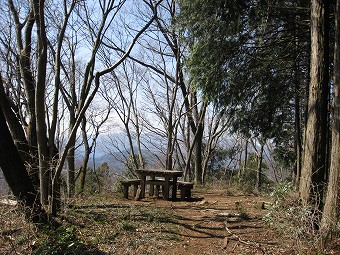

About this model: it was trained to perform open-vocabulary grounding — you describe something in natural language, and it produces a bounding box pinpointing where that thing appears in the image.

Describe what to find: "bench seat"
[146,179,174,197]
[146,179,194,200]
[120,179,141,199]
[177,181,194,200]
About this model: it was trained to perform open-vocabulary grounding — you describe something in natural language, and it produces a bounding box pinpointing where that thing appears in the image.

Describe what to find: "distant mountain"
[87,153,125,173]
[77,131,163,173]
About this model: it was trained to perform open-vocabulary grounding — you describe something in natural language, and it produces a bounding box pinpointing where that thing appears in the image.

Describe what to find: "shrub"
[270,181,293,203]
[263,182,324,253]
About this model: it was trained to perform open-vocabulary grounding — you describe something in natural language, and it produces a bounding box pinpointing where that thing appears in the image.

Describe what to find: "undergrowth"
[0,194,180,255]
[263,182,328,253]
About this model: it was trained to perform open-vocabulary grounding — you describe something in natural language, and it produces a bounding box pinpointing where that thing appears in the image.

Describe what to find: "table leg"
[163,176,170,200]
[155,185,160,197]
[149,175,155,197]
[172,177,178,200]
[140,175,146,199]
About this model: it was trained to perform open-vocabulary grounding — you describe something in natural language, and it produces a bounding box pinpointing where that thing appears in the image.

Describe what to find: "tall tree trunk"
[67,114,76,198]
[321,0,340,234]
[0,107,47,223]
[292,9,303,189]
[241,139,249,183]
[299,0,329,209]
[166,122,174,170]
[183,116,191,181]
[193,100,207,185]
[132,104,145,169]
[0,79,32,166]
[33,0,50,207]
[48,1,76,202]
[293,66,303,189]
[255,142,264,192]
[166,74,175,170]
[78,117,91,195]
[194,126,203,184]
[9,0,40,183]
[237,139,244,182]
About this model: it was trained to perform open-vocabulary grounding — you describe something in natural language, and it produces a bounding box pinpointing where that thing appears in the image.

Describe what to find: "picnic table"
[136,169,183,200]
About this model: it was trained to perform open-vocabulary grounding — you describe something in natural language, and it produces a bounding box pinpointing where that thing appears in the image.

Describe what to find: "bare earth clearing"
[1,189,339,254]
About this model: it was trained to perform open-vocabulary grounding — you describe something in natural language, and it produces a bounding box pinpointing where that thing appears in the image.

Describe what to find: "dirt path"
[2,189,339,254]
[148,189,292,255]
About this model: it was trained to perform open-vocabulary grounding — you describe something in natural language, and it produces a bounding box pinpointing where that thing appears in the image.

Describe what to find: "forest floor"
[1,188,340,254]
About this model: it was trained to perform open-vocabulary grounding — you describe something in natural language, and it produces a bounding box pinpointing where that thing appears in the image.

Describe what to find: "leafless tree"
[0,0,162,216]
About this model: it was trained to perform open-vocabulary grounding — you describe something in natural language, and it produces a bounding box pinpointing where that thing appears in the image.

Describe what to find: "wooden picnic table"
[136,169,183,200]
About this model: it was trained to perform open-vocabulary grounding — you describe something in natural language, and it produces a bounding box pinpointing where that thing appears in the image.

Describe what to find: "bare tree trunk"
[8,0,40,185]
[321,0,340,234]
[292,34,303,189]
[33,0,50,207]
[241,139,249,182]
[0,106,48,223]
[237,140,243,182]
[67,114,76,198]
[131,93,145,169]
[49,0,76,199]
[183,116,191,181]
[166,121,174,170]
[299,0,329,208]
[0,79,31,164]
[293,84,302,189]
[201,120,217,185]
[8,0,38,150]
[290,0,305,190]
[193,99,207,185]
[255,142,264,193]
[194,126,203,184]
[78,118,90,195]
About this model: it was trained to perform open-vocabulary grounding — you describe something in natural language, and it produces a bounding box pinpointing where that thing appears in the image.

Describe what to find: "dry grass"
[0,193,180,255]
[0,195,36,254]
[262,182,339,254]
[1,189,339,255]
[62,194,180,254]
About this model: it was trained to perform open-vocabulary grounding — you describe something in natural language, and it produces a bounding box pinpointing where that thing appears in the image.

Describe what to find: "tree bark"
[0,80,31,164]
[194,126,204,184]
[292,20,303,189]
[293,80,302,189]
[0,106,47,223]
[78,117,91,196]
[8,0,39,177]
[321,0,340,234]
[242,139,249,182]
[299,0,329,208]
[67,114,76,198]
[193,99,207,184]
[49,0,76,200]
[255,142,264,192]
[32,0,50,207]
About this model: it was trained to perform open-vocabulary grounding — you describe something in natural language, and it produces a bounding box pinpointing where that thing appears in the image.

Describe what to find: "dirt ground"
[123,189,290,255]
[110,189,338,255]
[1,188,340,255]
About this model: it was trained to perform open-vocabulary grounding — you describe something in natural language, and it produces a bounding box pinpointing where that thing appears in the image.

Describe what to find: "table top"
[136,169,183,177]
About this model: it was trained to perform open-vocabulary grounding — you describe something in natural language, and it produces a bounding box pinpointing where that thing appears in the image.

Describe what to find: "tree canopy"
[178,0,310,141]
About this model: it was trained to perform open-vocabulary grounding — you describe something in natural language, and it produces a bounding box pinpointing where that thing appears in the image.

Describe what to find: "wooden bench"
[145,179,194,200]
[146,179,174,197]
[177,181,194,200]
[120,179,140,199]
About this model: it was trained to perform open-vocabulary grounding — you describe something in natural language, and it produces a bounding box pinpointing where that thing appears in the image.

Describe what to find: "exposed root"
[223,223,266,254]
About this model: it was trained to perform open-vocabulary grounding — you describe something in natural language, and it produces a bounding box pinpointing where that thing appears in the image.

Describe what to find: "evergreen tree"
[178,0,310,179]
